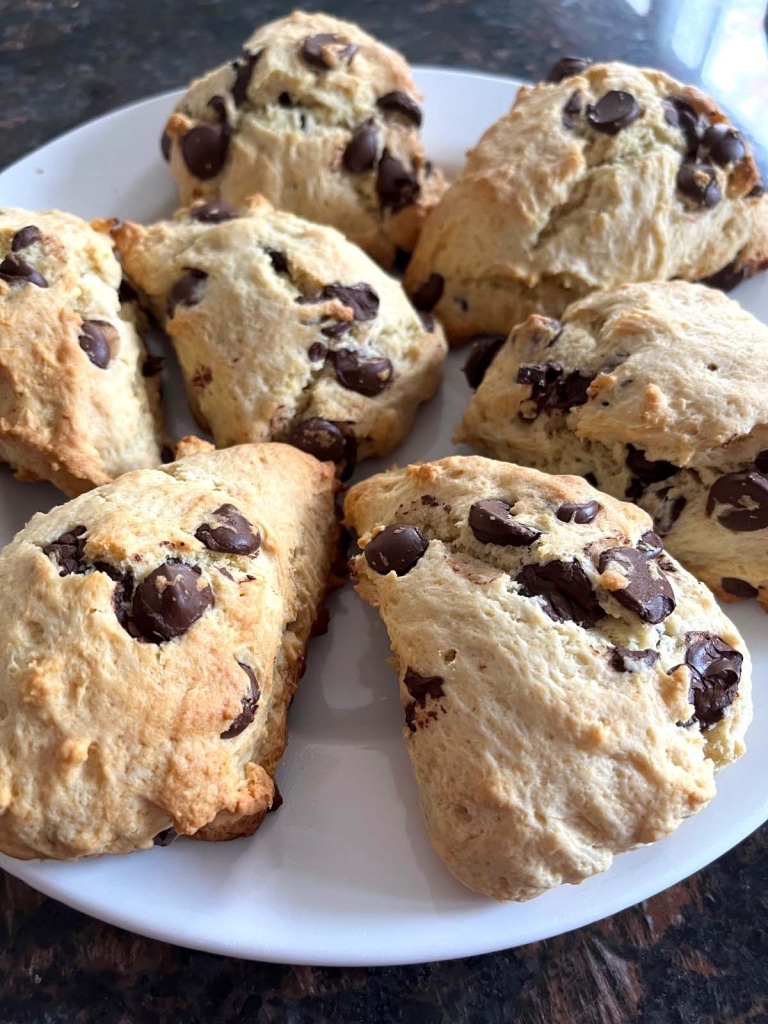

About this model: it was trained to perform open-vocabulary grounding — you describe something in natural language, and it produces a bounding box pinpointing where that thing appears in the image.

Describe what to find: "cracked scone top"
[113,196,446,472]
[0,208,164,496]
[457,281,768,609]
[404,59,768,343]
[0,440,338,860]
[345,456,751,901]
[161,11,446,268]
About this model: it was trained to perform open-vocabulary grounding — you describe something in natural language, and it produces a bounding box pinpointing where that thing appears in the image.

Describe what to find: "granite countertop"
[2,1,768,1020]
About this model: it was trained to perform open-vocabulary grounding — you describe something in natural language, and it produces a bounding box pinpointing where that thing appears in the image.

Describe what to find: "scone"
[0,439,338,860]
[457,280,768,609]
[113,196,446,473]
[0,208,164,496]
[345,456,751,901]
[404,58,768,344]
[160,11,446,268]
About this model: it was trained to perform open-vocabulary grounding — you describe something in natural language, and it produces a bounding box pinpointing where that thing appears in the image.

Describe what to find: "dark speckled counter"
[3,1,768,1020]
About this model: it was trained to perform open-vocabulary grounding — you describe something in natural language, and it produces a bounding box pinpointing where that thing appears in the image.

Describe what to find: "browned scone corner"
[404,58,768,345]
[0,442,338,860]
[0,208,165,496]
[344,456,752,901]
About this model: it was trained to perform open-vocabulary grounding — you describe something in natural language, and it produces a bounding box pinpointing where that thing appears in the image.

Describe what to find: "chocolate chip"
[43,525,87,576]
[517,559,603,627]
[78,320,111,369]
[300,34,357,70]
[663,96,700,153]
[654,491,687,536]
[586,91,640,134]
[677,161,721,208]
[376,91,422,126]
[681,631,742,728]
[180,123,230,180]
[333,348,393,396]
[699,259,748,292]
[0,253,47,288]
[286,417,346,463]
[562,90,584,128]
[701,124,746,166]
[131,561,213,643]
[637,530,663,557]
[609,646,660,672]
[153,827,178,847]
[167,269,208,316]
[516,362,594,416]
[221,662,261,739]
[365,524,428,575]
[625,445,677,498]
[556,500,600,524]
[207,94,228,123]
[419,312,435,332]
[195,504,261,555]
[411,273,444,313]
[721,576,758,599]
[11,225,41,251]
[190,200,236,223]
[111,569,135,632]
[546,56,592,82]
[160,130,172,162]
[231,49,261,107]
[342,121,378,173]
[308,341,327,362]
[321,282,379,320]
[598,546,675,624]
[469,499,541,547]
[403,667,444,705]
[142,354,164,377]
[321,320,352,340]
[119,278,138,304]
[266,249,288,274]
[706,470,768,531]
[376,150,420,212]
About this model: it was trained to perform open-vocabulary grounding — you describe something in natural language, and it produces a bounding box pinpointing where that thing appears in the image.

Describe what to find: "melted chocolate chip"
[321,282,379,320]
[411,273,444,313]
[562,90,584,129]
[180,122,230,180]
[706,471,768,531]
[78,320,111,369]
[701,124,746,166]
[0,253,48,288]
[167,269,208,315]
[516,362,594,416]
[343,121,378,173]
[403,668,444,705]
[365,524,428,575]
[153,827,178,847]
[43,525,87,576]
[546,56,592,82]
[333,348,392,396]
[376,150,420,212]
[517,559,603,627]
[131,561,213,643]
[190,200,236,223]
[300,33,357,70]
[11,225,41,251]
[221,662,261,739]
[308,341,327,362]
[654,491,687,536]
[195,504,261,555]
[469,499,540,547]
[462,334,506,390]
[160,130,172,162]
[663,96,700,153]
[586,91,640,134]
[609,647,659,672]
[699,259,748,292]
[637,531,664,557]
[625,445,677,498]
[682,631,742,728]
[286,417,346,463]
[598,546,675,624]
[266,249,289,275]
[556,500,600,524]
[231,50,261,107]
[677,161,721,208]
[376,91,422,126]
[721,576,758,599]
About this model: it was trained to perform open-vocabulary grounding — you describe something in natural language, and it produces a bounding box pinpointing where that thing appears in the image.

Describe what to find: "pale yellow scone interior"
[0,208,164,496]
[162,10,446,268]
[0,440,338,860]
[404,61,768,344]
[345,456,751,901]
[113,195,446,468]
[457,280,768,609]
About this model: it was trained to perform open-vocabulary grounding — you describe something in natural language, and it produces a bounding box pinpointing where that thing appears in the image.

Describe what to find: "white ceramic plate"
[0,68,767,967]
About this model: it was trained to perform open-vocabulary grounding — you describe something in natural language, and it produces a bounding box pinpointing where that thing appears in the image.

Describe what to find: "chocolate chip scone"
[160,11,446,269]
[113,196,446,473]
[404,58,768,344]
[0,208,164,496]
[457,280,768,609]
[0,439,338,860]
[345,456,752,902]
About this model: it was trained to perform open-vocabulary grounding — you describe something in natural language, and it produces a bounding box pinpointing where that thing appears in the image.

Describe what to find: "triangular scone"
[404,61,768,344]
[0,441,338,860]
[0,209,164,496]
[345,456,751,901]
[160,11,446,269]
[113,196,446,473]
